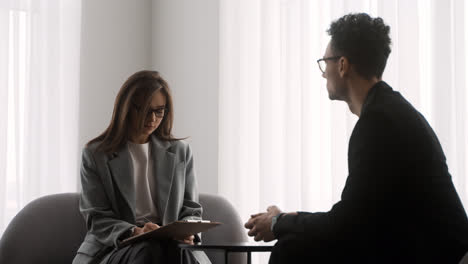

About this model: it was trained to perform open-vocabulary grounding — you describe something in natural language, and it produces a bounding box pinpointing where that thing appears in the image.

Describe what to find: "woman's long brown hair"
[87,70,179,153]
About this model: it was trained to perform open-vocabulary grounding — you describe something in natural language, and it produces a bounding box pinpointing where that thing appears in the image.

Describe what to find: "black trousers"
[268,235,451,264]
[268,234,392,264]
[269,235,323,264]
[269,234,364,264]
[107,239,197,264]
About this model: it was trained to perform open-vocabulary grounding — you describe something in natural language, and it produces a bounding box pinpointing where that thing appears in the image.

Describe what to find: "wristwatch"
[271,213,285,231]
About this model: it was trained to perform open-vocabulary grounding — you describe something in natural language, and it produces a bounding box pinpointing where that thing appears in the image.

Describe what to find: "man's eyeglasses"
[133,103,167,118]
[317,56,342,73]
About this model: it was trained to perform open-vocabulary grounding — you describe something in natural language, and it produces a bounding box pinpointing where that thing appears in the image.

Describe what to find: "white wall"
[152,0,219,194]
[79,0,219,194]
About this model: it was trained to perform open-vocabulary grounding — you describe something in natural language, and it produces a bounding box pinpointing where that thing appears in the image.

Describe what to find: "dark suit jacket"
[273,81,468,263]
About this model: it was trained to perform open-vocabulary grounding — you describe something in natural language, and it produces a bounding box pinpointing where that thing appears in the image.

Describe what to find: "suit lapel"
[107,145,135,219]
[151,136,176,223]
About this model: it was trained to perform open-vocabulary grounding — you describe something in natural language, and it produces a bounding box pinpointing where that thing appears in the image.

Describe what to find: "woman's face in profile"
[130,90,167,143]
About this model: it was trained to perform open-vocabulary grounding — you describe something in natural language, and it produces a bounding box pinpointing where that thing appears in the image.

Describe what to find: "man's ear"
[338,57,350,78]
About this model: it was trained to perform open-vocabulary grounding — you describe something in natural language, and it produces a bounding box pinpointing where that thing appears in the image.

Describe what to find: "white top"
[127,141,160,224]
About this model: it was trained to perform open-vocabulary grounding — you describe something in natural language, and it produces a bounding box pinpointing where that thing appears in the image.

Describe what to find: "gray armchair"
[0,192,248,264]
[461,253,468,264]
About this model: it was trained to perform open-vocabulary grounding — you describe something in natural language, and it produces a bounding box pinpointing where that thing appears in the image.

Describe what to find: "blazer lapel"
[151,136,176,223]
[107,145,135,219]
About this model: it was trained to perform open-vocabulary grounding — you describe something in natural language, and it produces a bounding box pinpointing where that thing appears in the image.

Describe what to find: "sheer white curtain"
[0,0,81,235]
[219,0,468,259]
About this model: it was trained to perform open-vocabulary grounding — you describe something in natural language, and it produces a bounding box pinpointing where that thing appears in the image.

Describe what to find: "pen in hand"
[135,217,160,236]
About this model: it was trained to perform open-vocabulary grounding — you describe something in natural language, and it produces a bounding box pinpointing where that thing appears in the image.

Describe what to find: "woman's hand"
[175,235,195,245]
[132,222,160,237]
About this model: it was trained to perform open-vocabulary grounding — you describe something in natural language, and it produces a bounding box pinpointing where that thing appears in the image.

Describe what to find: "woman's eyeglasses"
[133,103,167,118]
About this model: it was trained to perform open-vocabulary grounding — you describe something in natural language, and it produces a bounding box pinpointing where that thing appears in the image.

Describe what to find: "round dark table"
[178,241,275,264]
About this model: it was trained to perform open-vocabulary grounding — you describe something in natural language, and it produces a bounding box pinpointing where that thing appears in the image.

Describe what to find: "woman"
[72,71,210,264]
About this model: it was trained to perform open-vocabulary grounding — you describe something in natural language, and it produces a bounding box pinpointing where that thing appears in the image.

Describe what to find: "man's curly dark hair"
[327,13,392,80]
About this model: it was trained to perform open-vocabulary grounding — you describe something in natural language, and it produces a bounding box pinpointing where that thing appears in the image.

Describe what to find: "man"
[245,13,468,263]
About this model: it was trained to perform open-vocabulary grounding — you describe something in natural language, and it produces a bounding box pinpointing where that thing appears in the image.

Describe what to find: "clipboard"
[118,220,222,248]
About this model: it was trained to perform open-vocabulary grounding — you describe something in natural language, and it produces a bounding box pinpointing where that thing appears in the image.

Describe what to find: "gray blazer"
[72,135,210,264]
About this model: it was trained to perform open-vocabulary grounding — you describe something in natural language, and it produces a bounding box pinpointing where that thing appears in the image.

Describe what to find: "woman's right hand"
[132,222,160,237]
